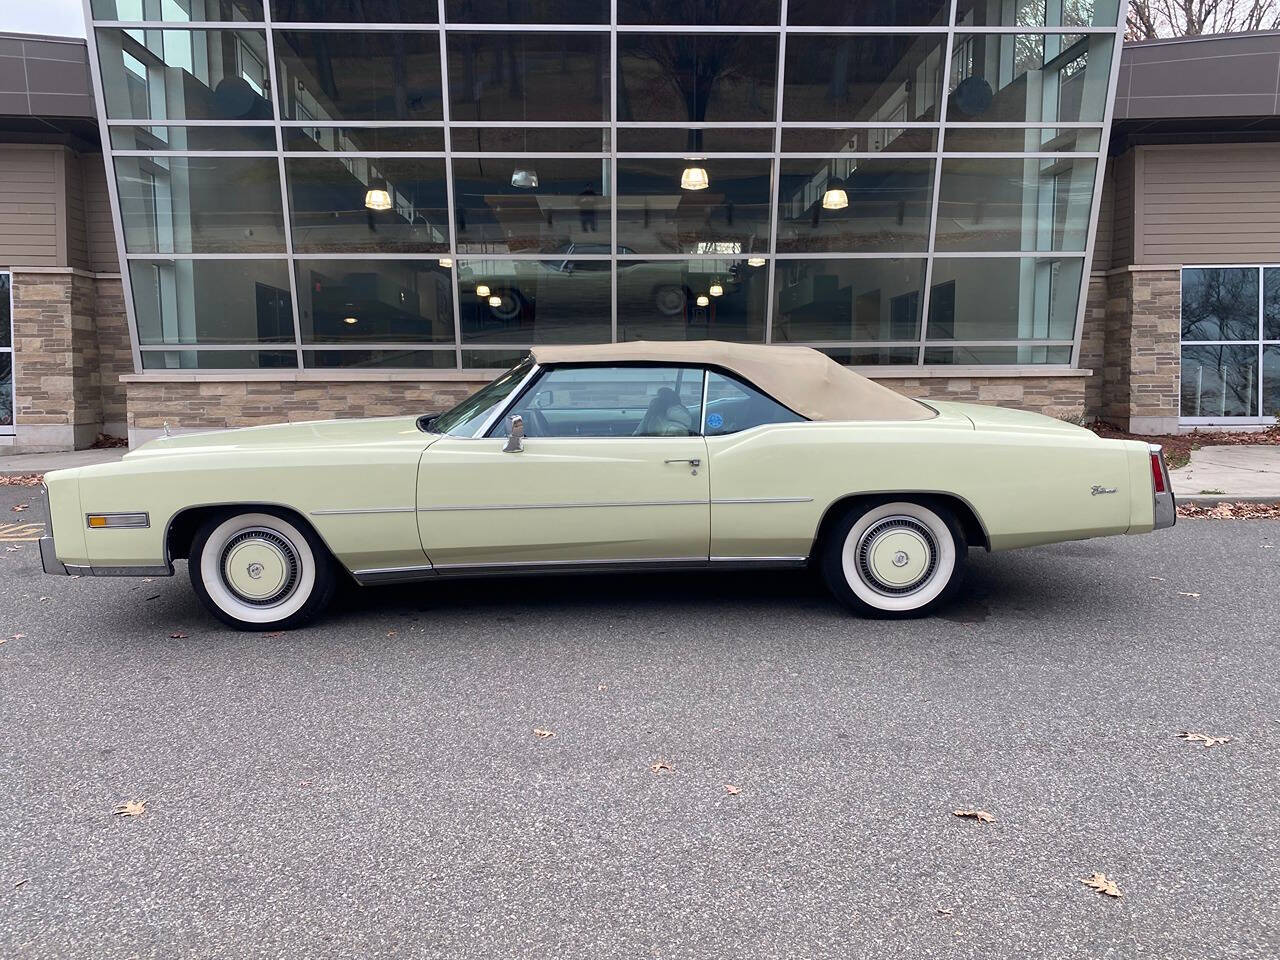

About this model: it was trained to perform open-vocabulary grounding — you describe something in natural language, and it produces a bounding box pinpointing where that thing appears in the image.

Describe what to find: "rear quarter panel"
[706,418,1138,558]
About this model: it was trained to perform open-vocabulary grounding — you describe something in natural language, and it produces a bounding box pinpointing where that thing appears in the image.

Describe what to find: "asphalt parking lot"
[1,482,1277,959]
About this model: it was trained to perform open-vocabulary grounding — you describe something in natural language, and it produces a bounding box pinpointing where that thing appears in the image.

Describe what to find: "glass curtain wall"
[87,0,1124,371]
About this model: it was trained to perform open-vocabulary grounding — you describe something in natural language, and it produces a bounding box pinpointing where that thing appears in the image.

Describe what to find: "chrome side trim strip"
[711,497,814,505]
[710,556,807,563]
[311,507,417,516]
[433,556,707,571]
[39,537,67,576]
[417,499,706,512]
[352,563,437,585]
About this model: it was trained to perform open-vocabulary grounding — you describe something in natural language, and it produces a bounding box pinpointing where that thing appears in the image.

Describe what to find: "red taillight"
[1150,451,1166,494]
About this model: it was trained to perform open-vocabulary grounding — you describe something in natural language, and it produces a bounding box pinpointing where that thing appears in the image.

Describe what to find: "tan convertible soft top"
[529,341,935,422]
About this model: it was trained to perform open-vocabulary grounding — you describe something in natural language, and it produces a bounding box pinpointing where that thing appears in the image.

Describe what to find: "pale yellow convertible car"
[39,342,1175,629]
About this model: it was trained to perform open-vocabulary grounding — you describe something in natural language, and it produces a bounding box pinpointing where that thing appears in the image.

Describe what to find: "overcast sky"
[1,0,86,38]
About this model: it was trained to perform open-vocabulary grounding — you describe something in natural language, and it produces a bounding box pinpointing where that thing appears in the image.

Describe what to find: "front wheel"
[189,510,336,630]
[820,499,966,618]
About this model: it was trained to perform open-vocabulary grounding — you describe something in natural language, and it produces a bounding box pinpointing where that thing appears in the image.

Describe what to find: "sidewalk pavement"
[1170,445,1280,504]
[0,448,125,476]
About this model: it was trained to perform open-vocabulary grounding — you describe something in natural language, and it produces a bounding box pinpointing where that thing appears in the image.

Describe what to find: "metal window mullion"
[918,0,959,366]
[610,0,619,344]
[763,0,788,346]
[262,0,304,370]
[438,0,463,369]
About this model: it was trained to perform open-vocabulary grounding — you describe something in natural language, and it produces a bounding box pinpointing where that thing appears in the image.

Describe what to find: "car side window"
[703,371,805,436]
[498,366,704,438]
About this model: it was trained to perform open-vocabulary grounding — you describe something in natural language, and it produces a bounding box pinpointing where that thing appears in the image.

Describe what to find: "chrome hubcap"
[856,516,937,596]
[220,529,300,606]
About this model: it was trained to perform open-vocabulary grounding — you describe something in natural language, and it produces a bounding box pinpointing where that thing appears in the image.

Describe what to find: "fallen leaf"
[3,633,25,644]
[650,760,673,774]
[1081,872,1122,898]
[935,906,953,917]
[168,632,187,639]
[386,630,397,638]
[1178,731,1231,747]
[144,594,160,601]
[1148,576,1166,581]
[1177,592,1200,598]
[37,596,52,603]
[532,728,555,739]
[953,809,996,823]
[142,578,153,583]
[299,779,313,788]
[112,799,147,818]
[265,631,284,638]
[723,784,741,795]
[11,503,28,512]
[13,878,29,889]
[597,683,608,692]
[6,545,20,552]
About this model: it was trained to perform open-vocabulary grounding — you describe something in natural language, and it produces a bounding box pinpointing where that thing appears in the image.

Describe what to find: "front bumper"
[37,485,172,578]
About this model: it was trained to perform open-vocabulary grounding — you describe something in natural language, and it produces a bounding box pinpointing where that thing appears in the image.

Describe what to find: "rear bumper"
[1150,444,1177,530]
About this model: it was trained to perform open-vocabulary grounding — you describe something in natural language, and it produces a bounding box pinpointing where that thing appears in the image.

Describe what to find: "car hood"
[126,415,427,458]
[928,400,1092,437]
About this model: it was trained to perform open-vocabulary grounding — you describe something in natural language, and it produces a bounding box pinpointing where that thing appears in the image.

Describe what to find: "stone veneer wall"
[124,372,1090,442]
[93,276,131,437]
[1096,267,1180,435]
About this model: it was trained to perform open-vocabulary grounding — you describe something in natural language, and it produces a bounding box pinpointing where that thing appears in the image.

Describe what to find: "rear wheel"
[820,499,966,617]
[188,510,336,630]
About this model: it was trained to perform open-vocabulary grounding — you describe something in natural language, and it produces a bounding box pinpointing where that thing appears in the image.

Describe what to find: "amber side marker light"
[86,513,150,529]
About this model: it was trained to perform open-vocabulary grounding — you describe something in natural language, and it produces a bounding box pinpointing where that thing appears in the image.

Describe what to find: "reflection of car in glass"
[463,244,722,320]
[38,342,1175,630]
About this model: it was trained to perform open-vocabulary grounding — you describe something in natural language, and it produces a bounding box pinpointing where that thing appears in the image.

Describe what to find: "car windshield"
[427,358,534,437]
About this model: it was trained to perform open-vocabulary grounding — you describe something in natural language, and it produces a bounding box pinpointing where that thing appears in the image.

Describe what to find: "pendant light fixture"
[680,160,710,191]
[488,295,503,308]
[821,177,849,211]
[342,316,358,325]
[510,167,539,189]
[746,257,766,267]
[438,257,453,268]
[696,294,710,307]
[709,282,724,297]
[364,176,392,211]
[476,284,491,298]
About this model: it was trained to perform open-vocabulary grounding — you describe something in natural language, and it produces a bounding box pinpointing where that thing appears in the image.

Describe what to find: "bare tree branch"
[1128,0,1280,37]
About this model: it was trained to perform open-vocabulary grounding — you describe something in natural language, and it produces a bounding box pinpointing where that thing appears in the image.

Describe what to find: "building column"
[1101,266,1181,435]
[10,268,104,451]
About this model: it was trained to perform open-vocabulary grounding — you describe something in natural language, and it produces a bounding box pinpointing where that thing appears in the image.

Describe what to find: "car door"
[417,364,710,569]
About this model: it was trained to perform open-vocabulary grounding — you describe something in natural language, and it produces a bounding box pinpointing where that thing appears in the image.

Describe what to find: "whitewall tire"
[189,510,336,630]
[821,499,967,618]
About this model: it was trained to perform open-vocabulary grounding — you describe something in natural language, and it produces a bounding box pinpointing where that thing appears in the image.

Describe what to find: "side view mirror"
[503,414,525,453]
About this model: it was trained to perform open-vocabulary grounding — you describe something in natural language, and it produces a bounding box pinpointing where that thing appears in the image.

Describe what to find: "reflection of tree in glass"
[1182,268,1259,341]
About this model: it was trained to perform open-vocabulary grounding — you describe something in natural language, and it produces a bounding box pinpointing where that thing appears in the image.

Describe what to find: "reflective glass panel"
[954,0,1122,28]
[304,350,456,368]
[782,35,945,122]
[925,257,1083,340]
[275,31,443,121]
[1180,345,1259,417]
[461,349,528,369]
[942,127,1102,152]
[448,33,609,122]
[947,34,1113,124]
[447,0,608,23]
[272,0,439,20]
[286,157,449,253]
[96,29,272,121]
[1182,267,1259,342]
[294,259,455,343]
[617,258,768,342]
[772,258,927,342]
[0,354,11,427]
[503,366,705,438]
[617,158,771,255]
[450,128,609,153]
[1266,268,1280,341]
[114,156,285,253]
[780,127,937,153]
[777,158,934,253]
[618,0,779,25]
[141,349,296,369]
[0,272,9,349]
[704,370,805,435]
[788,0,947,25]
[934,157,1097,252]
[453,157,610,254]
[284,127,445,152]
[110,124,277,151]
[91,0,263,21]
[459,259,611,344]
[617,127,773,153]
[1264,346,1280,419]
[618,34,778,124]
[924,345,1072,364]
[817,346,921,365]
[129,259,293,344]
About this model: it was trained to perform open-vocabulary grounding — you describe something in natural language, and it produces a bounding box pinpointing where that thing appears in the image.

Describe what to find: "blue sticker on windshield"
[706,412,724,429]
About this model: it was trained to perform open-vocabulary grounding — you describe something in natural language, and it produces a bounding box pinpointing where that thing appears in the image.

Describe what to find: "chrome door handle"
[664,458,701,466]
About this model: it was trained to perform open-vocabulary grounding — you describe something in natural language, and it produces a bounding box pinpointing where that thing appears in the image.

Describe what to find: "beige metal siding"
[1092,156,1114,271]
[1111,149,1134,268]
[65,151,91,271]
[1137,142,1280,263]
[0,146,61,268]
[80,154,119,272]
